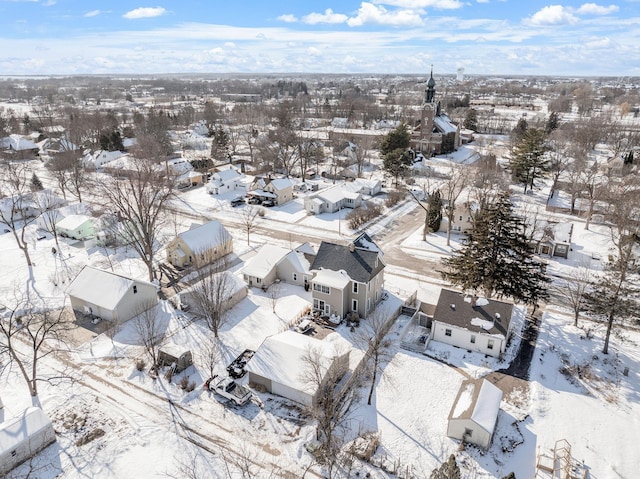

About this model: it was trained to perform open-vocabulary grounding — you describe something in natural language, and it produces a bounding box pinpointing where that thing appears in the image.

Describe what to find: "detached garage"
[447,378,502,450]
[246,331,349,407]
[0,407,56,476]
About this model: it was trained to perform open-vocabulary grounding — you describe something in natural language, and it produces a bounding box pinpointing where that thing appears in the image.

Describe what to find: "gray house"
[309,233,385,319]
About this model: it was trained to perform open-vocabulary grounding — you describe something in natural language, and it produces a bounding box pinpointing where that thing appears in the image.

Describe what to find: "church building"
[411,68,461,156]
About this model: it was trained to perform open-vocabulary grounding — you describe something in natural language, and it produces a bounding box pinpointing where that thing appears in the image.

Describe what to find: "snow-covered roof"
[0,407,53,454]
[66,266,154,311]
[0,134,38,151]
[177,220,230,253]
[434,115,458,135]
[213,168,241,182]
[315,185,360,204]
[449,378,502,435]
[246,330,337,394]
[241,244,290,278]
[248,189,277,198]
[282,250,311,274]
[56,214,93,231]
[313,268,351,289]
[268,178,293,191]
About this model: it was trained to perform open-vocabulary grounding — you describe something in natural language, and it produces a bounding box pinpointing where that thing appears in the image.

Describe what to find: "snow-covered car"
[230,197,245,207]
[261,199,275,207]
[206,375,252,406]
[294,319,314,334]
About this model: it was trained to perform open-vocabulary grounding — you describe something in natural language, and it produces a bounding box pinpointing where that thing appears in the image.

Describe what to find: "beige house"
[447,379,502,450]
[309,233,385,319]
[440,200,478,235]
[249,177,293,205]
[67,266,158,322]
[246,331,350,406]
[166,220,232,268]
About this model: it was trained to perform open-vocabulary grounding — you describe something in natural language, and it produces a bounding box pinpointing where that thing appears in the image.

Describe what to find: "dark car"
[230,197,245,207]
[261,199,276,207]
[247,196,261,205]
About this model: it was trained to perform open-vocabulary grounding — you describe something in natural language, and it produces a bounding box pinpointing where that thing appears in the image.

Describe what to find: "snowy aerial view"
[1,1,640,479]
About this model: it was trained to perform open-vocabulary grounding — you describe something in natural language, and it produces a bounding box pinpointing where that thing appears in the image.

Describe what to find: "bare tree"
[186,256,233,338]
[199,339,222,380]
[300,344,357,476]
[134,302,165,372]
[239,206,260,245]
[96,157,174,281]
[0,161,39,267]
[353,309,394,405]
[552,265,593,327]
[266,281,282,314]
[442,165,469,246]
[0,293,73,397]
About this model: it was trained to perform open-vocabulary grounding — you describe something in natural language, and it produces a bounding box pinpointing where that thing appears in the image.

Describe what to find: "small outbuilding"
[447,378,502,450]
[158,345,193,374]
[0,407,56,476]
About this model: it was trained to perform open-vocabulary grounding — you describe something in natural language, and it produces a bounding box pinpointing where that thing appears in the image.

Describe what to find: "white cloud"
[277,14,298,23]
[84,10,101,17]
[347,2,424,26]
[576,3,619,15]
[476,0,490,3]
[306,47,322,56]
[123,7,166,20]
[529,5,578,25]
[302,8,348,25]
[42,0,55,5]
[372,0,463,8]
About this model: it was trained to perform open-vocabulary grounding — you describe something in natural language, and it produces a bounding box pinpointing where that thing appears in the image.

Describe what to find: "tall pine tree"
[441,191,549,306]
[427,189,443,234]
[510,127,549,193]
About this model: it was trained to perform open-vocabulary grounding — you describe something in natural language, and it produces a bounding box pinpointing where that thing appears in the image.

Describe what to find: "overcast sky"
[0,0,638,77]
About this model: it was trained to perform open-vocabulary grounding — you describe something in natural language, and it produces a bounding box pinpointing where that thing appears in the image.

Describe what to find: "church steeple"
[425,65,436,104]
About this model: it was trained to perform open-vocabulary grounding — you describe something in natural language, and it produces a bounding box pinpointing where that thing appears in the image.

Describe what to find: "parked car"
[226,349,255,379]
[247,196,261,205]
[294,318,314,334]
[261,199,276,207]
[230,196,245,207]
[206,375,252,406]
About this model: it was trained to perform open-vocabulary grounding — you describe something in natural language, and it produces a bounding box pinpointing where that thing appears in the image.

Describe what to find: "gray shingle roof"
[310,241,384,283]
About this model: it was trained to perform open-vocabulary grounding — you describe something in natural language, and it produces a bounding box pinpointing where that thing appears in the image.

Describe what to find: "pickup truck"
[207,375,252,406]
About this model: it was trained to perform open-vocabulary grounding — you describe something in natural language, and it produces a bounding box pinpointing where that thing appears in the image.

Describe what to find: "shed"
[0,407,56,476]
[447,378,502,450]
[158,345,193,374]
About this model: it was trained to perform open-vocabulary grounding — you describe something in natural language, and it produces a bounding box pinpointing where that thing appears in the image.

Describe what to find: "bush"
[186,381,196,392]
[135,359,146,371]
[164,368,174,382]
[179,375,190,390]
[385,189,406,208]
[346,201,383,229]
[258,207,266,217]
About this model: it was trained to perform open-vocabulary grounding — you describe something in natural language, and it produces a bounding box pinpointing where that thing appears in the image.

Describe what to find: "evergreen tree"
[211,126,230,162]
[545,111,560,134]
[441,191,549,306]
[380,123,412,186]
[380,123,411,156]
[427,189,443,234]
[510,127,549,193]
[30,172,43,191]
[99,130,124,151]
[430,454,461,479]
[463,108,478,131]
[511,117,528,144]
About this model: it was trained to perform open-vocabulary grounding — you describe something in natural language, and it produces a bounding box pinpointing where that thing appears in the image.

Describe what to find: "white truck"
[206,375,252,406]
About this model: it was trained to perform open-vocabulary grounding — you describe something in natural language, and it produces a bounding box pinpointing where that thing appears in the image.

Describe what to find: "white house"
[246,331,350,406]
[206,168,244,195]
[303,184,362,215]
[429,289,514,358]
[447,379,503,450]
[66,266,158,322]
[0,407,56,476]
[83,150,127,169]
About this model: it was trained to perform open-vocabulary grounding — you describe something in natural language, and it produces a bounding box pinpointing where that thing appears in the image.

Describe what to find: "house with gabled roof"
[303,184,362,215]
[56,214,97,241]
[430,289,514,358]
[206,168,244,195]
[249,177,293,205]
[66,266,158,322]
[309,233,385,319]
[241,243,316,289]
[166,220,232,269]
[447,378,502,450]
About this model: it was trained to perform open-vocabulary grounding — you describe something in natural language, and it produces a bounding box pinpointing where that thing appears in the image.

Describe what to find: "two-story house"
[309,233,385,319]
[166,220,232,268]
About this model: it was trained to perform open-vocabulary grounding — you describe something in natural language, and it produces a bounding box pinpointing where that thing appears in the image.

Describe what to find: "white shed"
[0,407,56,476]
[447,378,502,450]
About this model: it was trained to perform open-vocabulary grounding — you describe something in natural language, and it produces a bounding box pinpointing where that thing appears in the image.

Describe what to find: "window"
[470,334,476,344]
[459,215,463,221]
[133,285,137,294]
[257,278,261,284]
[445,328,452,337]
[313,283,330,294]
[293,273,298,282]
[352,299,358,312]
[352,282,359,294]
[464,428,473,438]
[487,339,495,350]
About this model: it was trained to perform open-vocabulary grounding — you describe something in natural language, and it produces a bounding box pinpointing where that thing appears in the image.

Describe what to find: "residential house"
[56,214,97,241]
[531,220,573,259]
[430,289,514,358]
[440,200,478,234]
[276,243,316,288]
[178,271,247,313]
[166,220,232,268]
[83,150,128,170]
[66,266,158,322]
[206,168,244,195]
[309,233,385,319]
[0,407,56,476]
[249,177,294,206]
[447,378,502,450]
[246,330,350,406]
[0,134,39,159]
[241,244,290,288]
[303,184,362,215]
